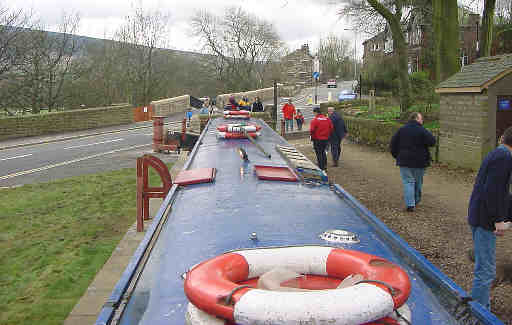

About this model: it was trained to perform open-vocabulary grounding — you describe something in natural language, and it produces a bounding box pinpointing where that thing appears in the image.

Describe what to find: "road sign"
[313,72,320,80]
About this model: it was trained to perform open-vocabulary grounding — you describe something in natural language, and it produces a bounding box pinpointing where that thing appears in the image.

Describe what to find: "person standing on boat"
[390,112,436,212]
[468,127,512,310]
[310,106,333,171]
[327,107,348,167]
[252,97,263,112]
[228,95,238,110]
[282,98,296,132]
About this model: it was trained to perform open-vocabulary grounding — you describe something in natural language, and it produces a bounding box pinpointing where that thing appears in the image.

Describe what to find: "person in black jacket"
[252,97,263,112]
[467,127,512,309]
[390,112,436,212]
[327,107,348,167]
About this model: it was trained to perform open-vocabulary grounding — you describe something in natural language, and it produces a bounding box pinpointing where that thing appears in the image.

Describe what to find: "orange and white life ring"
[224,110,250,119]
[217,123,262,133]
[184,246,411,325]
[217,131,260,139]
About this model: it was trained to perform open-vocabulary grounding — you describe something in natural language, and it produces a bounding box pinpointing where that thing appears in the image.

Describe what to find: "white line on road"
[63,138,125,150]
[0,144,151,181]
[0,154,33,161]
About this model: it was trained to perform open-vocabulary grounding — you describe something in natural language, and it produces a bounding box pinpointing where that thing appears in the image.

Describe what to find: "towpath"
[291,137,512,323]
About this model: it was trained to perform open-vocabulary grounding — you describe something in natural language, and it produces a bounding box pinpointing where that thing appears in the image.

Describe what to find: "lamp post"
[345,28,357,82]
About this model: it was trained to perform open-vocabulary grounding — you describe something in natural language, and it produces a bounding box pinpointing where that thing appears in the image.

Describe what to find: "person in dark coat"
[467,127,512,309]
[390,112,436,212]
[228,95,238,110]
[327,107,348,167]
[252,97,263,112]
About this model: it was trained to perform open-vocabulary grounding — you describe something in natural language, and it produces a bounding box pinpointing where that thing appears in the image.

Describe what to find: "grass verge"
[0,164,171,325]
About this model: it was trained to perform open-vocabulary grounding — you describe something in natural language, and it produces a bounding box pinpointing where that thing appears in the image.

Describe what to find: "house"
[281,44,314,87]
[362,14,480,74]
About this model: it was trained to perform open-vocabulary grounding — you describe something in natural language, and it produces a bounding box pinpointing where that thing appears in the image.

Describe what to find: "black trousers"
[330,139,341,162]
[313,139,329,170]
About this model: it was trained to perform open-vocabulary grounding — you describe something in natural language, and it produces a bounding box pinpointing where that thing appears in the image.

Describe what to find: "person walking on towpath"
[468,127,512,310]
[310,106,333,171]
[282,98,296,132]
[295,109,305,131]
[390,112,436,212]
[327,107,348,167]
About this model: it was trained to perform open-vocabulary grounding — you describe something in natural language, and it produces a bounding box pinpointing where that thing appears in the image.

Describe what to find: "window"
[384,37,393,53]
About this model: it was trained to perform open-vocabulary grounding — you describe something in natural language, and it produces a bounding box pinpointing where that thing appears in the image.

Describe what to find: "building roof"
[436,54,512,93]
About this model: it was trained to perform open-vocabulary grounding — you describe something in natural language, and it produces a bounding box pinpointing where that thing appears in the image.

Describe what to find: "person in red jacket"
[282,98,296,132]
[310,106,333,171]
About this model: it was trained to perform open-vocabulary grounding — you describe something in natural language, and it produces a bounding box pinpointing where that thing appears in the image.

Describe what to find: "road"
[0,80,355,187]
[0,118,185,187]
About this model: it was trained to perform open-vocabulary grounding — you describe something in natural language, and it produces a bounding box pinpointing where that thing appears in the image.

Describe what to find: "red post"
[136,157,144,232]
[181,117,187,143]
[153,116,165,152]
[136,155,173,232]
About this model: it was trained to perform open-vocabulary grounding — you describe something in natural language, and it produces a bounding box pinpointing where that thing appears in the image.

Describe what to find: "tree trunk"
[394,31,411,114]
[433,0,459,83]
[480,0,497,57]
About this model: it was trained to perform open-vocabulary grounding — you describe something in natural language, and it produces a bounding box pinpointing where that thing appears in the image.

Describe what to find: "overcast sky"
[3,0,365,55]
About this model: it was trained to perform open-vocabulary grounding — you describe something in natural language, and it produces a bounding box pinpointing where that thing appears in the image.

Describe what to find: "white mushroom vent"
[319,229,359,244]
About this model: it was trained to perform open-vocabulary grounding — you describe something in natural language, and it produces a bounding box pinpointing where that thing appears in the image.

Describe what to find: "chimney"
[301,44,309,54]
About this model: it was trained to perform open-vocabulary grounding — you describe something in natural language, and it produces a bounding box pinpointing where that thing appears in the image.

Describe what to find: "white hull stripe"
[235,246,332,278]
[234,284,394,325]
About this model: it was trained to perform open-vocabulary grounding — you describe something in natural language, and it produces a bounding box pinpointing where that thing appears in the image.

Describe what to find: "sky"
[3,0,363,56]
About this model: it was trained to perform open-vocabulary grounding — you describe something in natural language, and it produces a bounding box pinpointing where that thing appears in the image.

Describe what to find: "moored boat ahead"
[95,116,503,325]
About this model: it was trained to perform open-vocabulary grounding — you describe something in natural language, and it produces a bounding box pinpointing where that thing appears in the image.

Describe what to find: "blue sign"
[312,72,320,80]
[498,99,511,111]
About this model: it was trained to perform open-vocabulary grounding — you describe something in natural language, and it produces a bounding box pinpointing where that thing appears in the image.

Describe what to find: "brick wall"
[0,104,133,141]
[150,95,190,116]
[438,92,488,170]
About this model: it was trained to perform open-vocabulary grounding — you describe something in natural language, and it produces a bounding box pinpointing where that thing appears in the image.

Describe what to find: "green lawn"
[0,164,171,325]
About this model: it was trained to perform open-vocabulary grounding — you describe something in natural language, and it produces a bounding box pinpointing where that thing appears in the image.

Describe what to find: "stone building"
[435,54,512,169]
[362,14,480,74]
[282,44,314,87]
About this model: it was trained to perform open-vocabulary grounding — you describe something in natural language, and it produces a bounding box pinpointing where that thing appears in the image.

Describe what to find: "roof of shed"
[436,54,512,93]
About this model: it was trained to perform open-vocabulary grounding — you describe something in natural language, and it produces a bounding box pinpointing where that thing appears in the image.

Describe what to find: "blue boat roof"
[97,117,502,325]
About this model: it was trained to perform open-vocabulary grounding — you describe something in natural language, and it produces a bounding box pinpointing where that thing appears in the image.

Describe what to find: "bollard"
[181,118,187,143]
[153,116,165,152]
[136,155,173,232]
[281,119,285,137]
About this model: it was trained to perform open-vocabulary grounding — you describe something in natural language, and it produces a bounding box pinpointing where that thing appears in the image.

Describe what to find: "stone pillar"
[369,89,376,114]
[152,116,165,152]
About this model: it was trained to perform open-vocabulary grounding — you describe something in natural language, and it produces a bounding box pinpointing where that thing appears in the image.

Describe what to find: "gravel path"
[290,138,512,323]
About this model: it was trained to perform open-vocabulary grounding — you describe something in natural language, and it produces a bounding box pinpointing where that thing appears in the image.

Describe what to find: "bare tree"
[191,7,284,92]
[0,5,33,115]
[114,5,170,106]
[317,35,350,79]
[1,12,81,114]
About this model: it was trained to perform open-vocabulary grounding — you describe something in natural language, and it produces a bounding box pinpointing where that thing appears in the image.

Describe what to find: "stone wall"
[438,92,489,170]
[0,104,133,141]
[150,95,190,116]
[215,87,278,109]
[343,115,440,162]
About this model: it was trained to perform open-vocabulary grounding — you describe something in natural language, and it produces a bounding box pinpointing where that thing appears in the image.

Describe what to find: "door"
[496,96,512,144]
